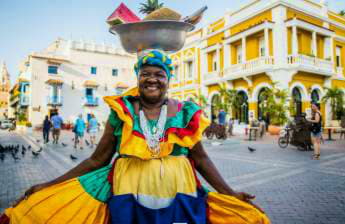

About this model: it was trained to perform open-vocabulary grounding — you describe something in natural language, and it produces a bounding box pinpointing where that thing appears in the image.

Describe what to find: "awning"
[114,82,129,89]
[83,80,99,87]
[45,79,64,85]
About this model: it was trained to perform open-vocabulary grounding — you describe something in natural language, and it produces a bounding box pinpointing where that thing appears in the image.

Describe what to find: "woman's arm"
[189,142,263,212]
[189,142,236,195]
[45,121,116,186]
[15,121,116,204]
[307,113,320,123]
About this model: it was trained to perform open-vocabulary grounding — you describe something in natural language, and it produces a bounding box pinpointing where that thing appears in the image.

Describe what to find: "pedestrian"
[42,115,51,143]
[228,117,234,136]
[51,112,63,144]
[307,103,322,160]
[73,114,85,150]
[87,114,99,148]
[218,109,227,126]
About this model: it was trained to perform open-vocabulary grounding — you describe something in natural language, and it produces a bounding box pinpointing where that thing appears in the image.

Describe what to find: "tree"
[259,83,289,126]
[340,10,345,16]
[139,0,164,15]
[195,93,208,111]
[322,87,345,120]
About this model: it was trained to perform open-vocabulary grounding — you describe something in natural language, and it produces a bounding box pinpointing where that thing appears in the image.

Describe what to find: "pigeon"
[0,153,5,162]
[21,149,26,156]
[248,147,256,152]
[70,154,78,161]
[22,145,26,151]
[85,140,90,146]
[32,151,40,157]
[28,145,32,150]
[61,143,67,147]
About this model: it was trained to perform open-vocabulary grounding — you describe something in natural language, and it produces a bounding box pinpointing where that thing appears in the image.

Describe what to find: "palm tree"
[195,93,208,111]
[340,10,345,16]
[259,83,289,126]
[139,0,164,15]
[322,87,345,120]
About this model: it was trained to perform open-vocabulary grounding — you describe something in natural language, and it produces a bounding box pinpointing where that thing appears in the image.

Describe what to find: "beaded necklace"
[139,100,168,157]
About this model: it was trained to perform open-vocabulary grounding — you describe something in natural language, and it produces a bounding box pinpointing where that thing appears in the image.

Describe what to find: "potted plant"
[322,87,345,126]
[259,83,289,135]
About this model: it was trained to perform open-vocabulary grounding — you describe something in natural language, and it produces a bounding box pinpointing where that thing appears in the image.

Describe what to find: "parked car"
[0,120,14,130]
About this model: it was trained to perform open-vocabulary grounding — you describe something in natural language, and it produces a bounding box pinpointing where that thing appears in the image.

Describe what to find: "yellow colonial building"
[168,0,345,125]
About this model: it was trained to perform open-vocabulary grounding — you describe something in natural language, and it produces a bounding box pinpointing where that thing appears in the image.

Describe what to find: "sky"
[1,0,345,85]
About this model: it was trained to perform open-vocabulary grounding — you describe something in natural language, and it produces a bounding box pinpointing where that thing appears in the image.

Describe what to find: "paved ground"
[0,129,344,224]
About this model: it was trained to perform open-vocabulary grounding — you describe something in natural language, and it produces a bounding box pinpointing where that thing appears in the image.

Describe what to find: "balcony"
[223,56,274,78]
[47,96,63,106]
[84,96,99,106]
[20,95,30,106]
[287,55,334,76]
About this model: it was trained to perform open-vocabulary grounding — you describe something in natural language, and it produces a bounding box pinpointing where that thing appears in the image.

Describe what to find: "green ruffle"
[108,110,123,152]
[78,164,112,203]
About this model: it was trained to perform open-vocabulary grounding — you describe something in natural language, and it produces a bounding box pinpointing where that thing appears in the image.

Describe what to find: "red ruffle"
[0,214,9,224]
[165,110,201,138]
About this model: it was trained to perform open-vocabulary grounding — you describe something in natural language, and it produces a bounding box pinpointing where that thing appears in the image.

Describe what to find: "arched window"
[257,88,268,120]
[238,91,249,124]
[311,89,320,109]
[292,87,302,116]
[211,94,220,122]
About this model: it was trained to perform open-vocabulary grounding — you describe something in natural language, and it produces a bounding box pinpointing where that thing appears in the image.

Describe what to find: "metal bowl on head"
[109,20,195,54]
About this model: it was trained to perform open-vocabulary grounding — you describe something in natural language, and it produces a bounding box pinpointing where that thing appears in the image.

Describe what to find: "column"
[292,25,298,55]
[216,46,220,73]
[312,31,317,56]
[242,37,246,63]
[330,37,334,63]
[223,43,230,69]
[264,27,270,57]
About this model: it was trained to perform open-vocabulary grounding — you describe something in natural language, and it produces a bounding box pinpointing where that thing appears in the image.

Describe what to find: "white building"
[12,38,137,127]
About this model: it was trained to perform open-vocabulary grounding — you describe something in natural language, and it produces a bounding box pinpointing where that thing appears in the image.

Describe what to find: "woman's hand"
[233,192,265,213]
[12,183,48,207]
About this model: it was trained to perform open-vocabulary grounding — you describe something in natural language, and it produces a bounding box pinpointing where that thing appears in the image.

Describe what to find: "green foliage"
[340,10,345,16]
[210,83,242,117]
[139,0,164,15]
[18,112,27,122]
[195,94,208,111]
[322,87,345,120]
[259,83,289,126]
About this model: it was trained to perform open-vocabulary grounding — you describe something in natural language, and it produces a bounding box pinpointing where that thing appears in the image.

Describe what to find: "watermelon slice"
[107,3,141,26]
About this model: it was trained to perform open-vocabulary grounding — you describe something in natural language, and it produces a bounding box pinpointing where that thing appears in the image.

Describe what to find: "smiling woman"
[0,50,270,224]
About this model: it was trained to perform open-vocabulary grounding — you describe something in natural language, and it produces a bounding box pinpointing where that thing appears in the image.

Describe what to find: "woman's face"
[138,65,169,104]
[311,104,318,111]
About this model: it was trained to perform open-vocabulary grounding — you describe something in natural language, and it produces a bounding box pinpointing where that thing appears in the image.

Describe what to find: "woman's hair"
[311,103,319,109]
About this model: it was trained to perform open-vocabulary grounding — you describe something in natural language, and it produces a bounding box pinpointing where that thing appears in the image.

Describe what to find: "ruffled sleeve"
[166,101,210,149]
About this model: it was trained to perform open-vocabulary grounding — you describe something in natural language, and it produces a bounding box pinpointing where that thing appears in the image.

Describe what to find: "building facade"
[0,62,10,119]
[169,0,345,125]
[9,38,137,126]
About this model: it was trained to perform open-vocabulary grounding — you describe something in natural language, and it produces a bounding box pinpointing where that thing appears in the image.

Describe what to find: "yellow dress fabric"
[113,156,197,209]
[4,179,109,224]
[207,192,270,224]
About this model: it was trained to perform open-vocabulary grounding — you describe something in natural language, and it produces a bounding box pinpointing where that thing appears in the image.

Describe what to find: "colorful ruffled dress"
[1,88,270,224]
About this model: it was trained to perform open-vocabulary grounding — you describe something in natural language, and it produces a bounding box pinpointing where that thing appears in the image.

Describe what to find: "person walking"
[307,103,322,160]
[42,116,52,143]
[74,114,86,150]
[218,109,227,126]
[87,114,99,148]
[228,117,234,136]
[51,112,63,144]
